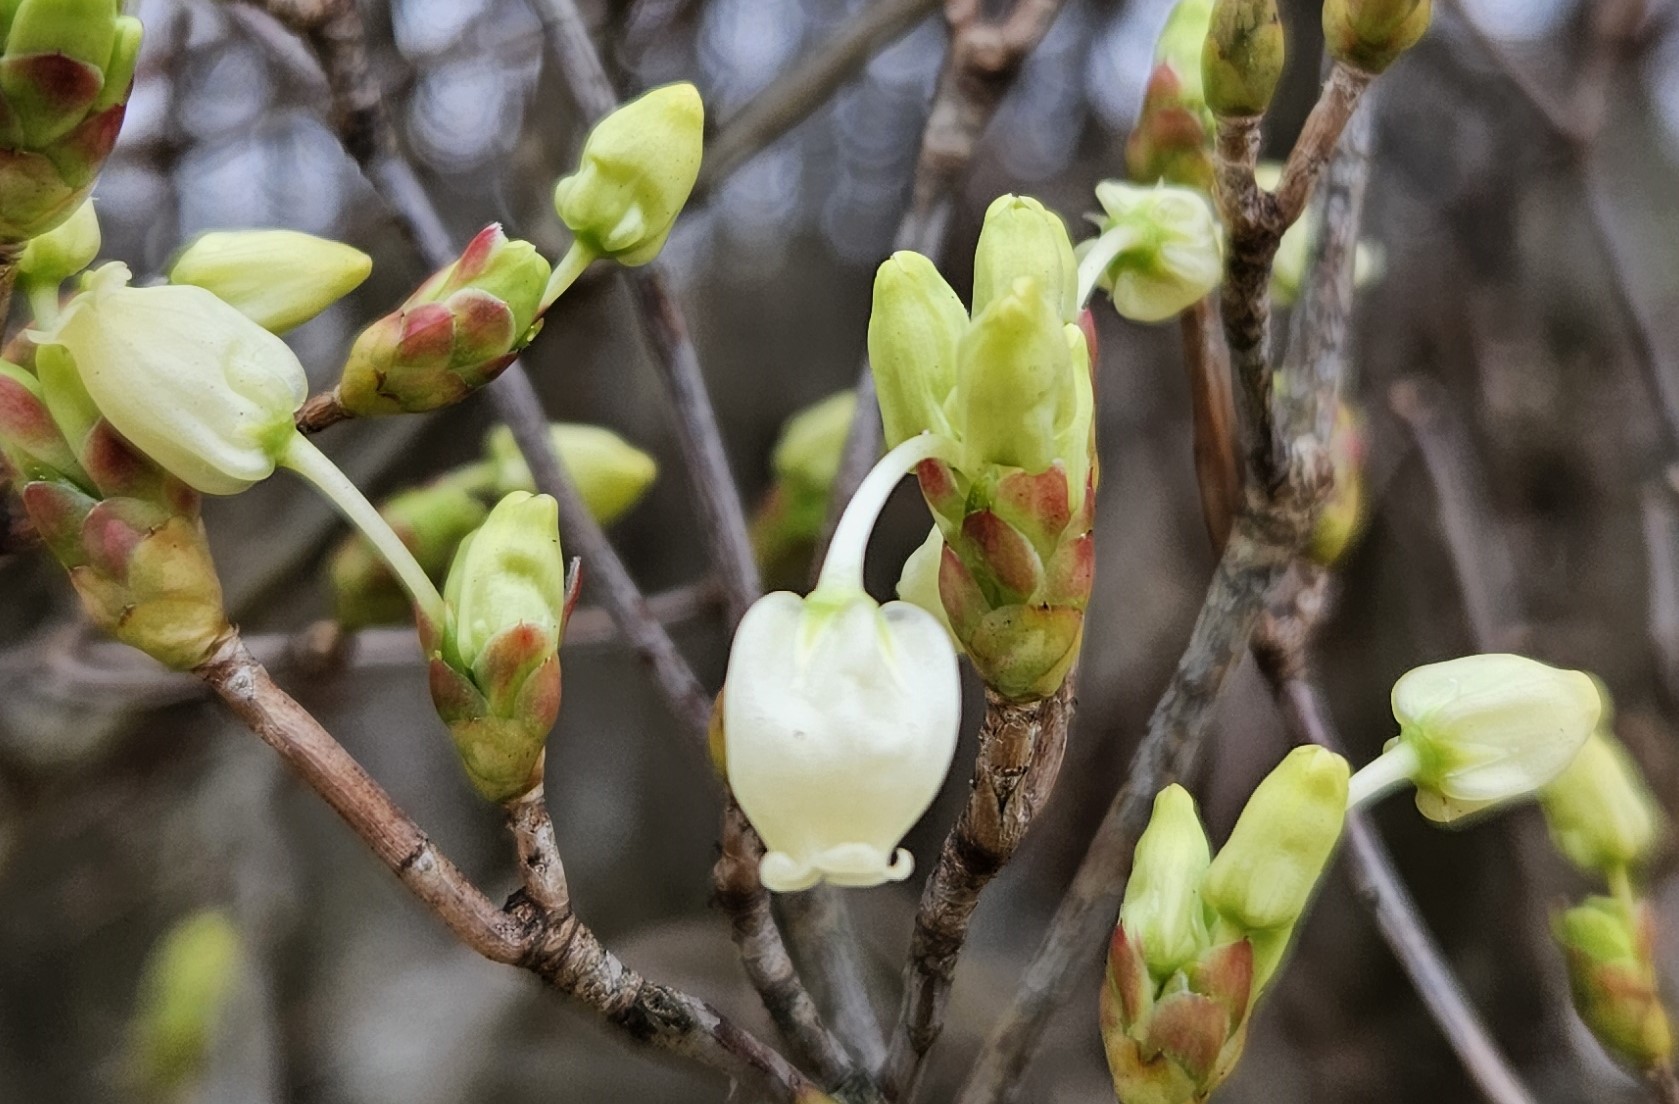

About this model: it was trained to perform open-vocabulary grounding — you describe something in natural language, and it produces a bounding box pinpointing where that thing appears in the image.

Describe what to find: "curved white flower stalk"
[1348,653,1601,823]
[723,433,964,892]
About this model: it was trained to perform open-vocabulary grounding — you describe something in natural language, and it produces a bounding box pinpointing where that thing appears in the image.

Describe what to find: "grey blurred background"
[3,0,1679,1100]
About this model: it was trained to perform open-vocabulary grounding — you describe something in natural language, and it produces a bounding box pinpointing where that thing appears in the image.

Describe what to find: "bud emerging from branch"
[553,82,704,267]
[1542,729,1664,877]
[0,0,142,242]
[1127,65,1215,193]
[1123,785,1212,979]
[1306,403,1368,566]
[1078,181,1224,323]
[1202,0,1284,119]
[169,229,373,335]
[337,225,550,416]
[1323,0,1431,75]
[1557,896,1674,1072]
[1154,0,1216,119]
[430,491,569,803]
[1350,654,1602,823]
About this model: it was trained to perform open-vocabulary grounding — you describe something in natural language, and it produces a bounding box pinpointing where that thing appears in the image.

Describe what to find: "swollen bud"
[484,422,657,521]
[973,195,1079,323]
[1155,0,1216,117]
[17,196,99,288]
[868,251,965,448]
[1127,65,1215,193]
[1542,729,1664,877]
[957,277,1082,478]
[1123,785,1213,980]
[169,229,373,335]
[431,491,567,803]
[1324,0,1431,74]
[1202,0,1285,118]
[1080,180,1224,323]
[128,910,244,1101]
[337,225,550,416]
[1306,403,1367,567]
[553,82,704,266]
[1557,897,1674,1072]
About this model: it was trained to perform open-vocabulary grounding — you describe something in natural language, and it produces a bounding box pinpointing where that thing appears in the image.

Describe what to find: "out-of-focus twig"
[1641,475,1679,703]
[697,0,943,196]
[957,81,1379,1104]
[1253,573,1539,1104]
[883,679,1076,1101]
[195,632,823,1101]
[1181,296,1241,551]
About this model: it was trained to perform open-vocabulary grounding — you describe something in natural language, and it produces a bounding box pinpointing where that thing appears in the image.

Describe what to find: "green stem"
[25,280,60,329]
[1608,863,1638,914]
[1347,740,1423,811]
[280,433,447,628]
[539,241,596,313]
[812,433,959,598]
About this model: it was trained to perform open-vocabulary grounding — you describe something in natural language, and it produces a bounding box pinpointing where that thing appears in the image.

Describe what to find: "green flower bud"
[957,276,1082,477]
[867,250,965,448]
[772,389,856,496]
[484,422,657,522]
[168,229,372,335]
[1156,0,1216,116]
[1202,0,1285,118]
[1542,730,1664,876]
[0,2,141,242]
[1361,654,1602,824]
[973,194,1079,324]
[1122,784,1213,981]
[1306,402,1367,566]
[1203,746,1349,992]
[1323,0,1431,74]
[338,225,550,416]
[28,262,307,496]
[751,391,860,586]
[17,195,98,287]
[1080,181,1224,324]
[1127,64,1215,193]
[330,479,491,631]
[128,909,243,1101]
[1557,896,1674,1071]
[431,491,567,803]
[552,82,704,266]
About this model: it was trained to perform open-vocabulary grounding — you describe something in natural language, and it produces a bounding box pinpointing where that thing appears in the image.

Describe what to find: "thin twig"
[194,632,823,1102]
[697,0,943,196]
[1180,296,1241,551]
[1641,475,1679,703]
[882,680,1076,1101]
[1252,576,1539,1104]
[957,76,1379,1104]
[505,786,572,914]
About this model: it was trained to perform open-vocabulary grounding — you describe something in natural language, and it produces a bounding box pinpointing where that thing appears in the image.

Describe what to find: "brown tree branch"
[882,679,1076,1101]
[1181,296,1242,551]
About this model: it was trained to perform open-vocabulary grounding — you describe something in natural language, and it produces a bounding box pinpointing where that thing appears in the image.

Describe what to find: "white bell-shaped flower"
[30,263,307,495]
[723,434,964,892]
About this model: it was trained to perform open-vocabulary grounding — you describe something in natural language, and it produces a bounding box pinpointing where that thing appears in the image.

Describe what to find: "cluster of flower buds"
[0,0,142,243]
[168,228,372,335]
[1348,653,1601,822]
[872,195,1095,701]
[0,354,228,670]
[427,491,572,803]
[1102,748,1349,1103]
[722,434,963,891]
[335,225,551,417]
[1323,0,1432,75]
[1078,181,1225,325]
[748,389,858,587]
[331,422,655,629]
[1202,0,1284,120]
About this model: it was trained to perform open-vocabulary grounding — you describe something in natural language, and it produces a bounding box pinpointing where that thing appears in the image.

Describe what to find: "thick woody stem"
[882,680,1076,1101]
[1180,297,1241,552]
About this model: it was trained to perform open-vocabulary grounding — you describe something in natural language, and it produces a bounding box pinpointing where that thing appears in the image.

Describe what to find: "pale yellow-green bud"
[1542,729,1664,876]
[1324,0,1431,74]
[1079,180,1224,323]
[1202,0,1285,118]
[972,194,1079,324]
[1556,896,1674,1071]
[442,491,565,676]
[17,196,98,288]
[867,250,965,447]
[552,82,704,266]
[128,910,243,1100]
[1156,0,1216,114]
[1203,745,1349,991]
[169,229,373,335]
[1356,654,1602,824]
[956,276,1081,477]
[772,389,857,495]
[484,422,657,524]
[1121,784,1212,981]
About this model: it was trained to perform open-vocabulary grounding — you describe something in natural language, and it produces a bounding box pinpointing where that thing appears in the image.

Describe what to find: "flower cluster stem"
[813,432,959,598]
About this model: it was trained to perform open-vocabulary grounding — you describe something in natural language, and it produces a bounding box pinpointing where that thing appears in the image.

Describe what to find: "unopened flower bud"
[752,391,861,585]
[958,277,1085,478]
[1202,0,1285,118]
[1557,896,1674,1071]
[330,480,490,630]
[169,229,372,335]
[1307,403,1367,566]
[1079,181,1224,324]
[1203,746,1348,991]
[552,82,704,267]
[973,195,1079,323]
[29,263,307,495]
[484,422,657,522]
[17,196,99,288]
[1123,785,1213,980]
[868,250,965,448]
[1323,0,1431,74]
[431,491,567,803]
[129,910,243,1100]
[337,225,550,416]
[1127,65,1215,192]
[1542,730,1664,876]
[0,1,142,242]
[1354,654,1602,824]
[1155,0,1216,114]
